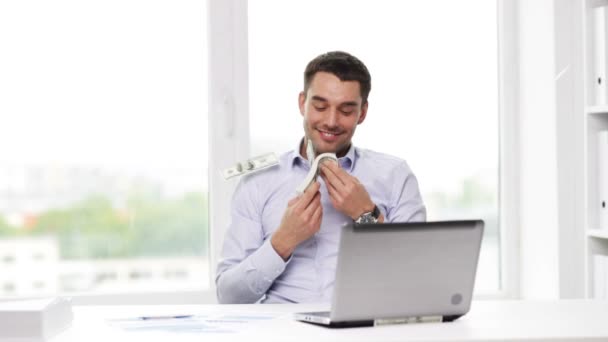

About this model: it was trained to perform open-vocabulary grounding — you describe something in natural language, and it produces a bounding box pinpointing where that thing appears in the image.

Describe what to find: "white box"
[599,131,608,230]
[594,255,606,299]
[605,255,608,300]
[594,6,608,105]
[0,297,73,342]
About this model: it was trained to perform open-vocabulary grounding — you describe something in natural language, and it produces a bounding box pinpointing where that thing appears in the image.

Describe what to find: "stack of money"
[295,153,338,195]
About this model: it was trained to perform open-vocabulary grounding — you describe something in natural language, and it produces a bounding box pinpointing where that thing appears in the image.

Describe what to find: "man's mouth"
[317,129,341,143]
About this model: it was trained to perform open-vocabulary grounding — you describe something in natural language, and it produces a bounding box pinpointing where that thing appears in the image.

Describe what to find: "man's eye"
[340,107,355,115]
[314,106,327,111]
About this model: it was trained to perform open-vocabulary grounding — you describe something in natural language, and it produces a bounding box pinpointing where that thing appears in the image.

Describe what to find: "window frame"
[491,0,520,299]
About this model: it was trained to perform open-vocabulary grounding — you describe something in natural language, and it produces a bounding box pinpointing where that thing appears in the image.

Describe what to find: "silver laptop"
[294,220,484,328]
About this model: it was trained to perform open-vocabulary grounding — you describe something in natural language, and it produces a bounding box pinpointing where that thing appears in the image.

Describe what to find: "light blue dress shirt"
[216,141,426,304]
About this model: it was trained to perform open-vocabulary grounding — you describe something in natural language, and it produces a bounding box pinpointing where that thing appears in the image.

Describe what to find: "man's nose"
[326,108,339,128]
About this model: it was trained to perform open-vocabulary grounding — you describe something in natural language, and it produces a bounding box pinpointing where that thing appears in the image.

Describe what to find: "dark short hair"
[303,51,371,104]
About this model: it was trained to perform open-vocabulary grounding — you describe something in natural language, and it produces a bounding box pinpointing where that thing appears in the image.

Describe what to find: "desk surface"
[53,300,608,342]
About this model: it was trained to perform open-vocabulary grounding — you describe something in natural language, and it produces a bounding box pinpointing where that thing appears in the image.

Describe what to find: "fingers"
[294,181,320,209]
[320,165,346,197]
[320,163,343,186]
[323,175,343,205]
[304,180,321,198]
[323,178,342,211]
[320,165,343,209]
[321,159,338,168]
[303,191,321,216]
[311,204,323,226]
[321,162,347,185]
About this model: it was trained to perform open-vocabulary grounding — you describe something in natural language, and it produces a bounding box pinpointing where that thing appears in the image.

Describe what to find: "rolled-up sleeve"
[215,178,289,304]
[386,162,427,223]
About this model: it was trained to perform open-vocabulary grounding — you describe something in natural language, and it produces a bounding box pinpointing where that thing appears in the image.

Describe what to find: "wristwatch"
[355,205,381,224]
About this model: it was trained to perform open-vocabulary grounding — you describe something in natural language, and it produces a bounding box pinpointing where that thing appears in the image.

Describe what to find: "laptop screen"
[330,220,484,322]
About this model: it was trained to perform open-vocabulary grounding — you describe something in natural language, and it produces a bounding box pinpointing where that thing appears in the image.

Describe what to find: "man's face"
[299,72,368,157]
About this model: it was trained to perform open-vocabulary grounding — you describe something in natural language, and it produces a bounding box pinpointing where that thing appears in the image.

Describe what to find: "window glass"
[0,0,209,296]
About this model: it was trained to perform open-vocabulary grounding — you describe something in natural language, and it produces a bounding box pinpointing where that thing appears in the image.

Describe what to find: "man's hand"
[271,181,323,260]
[320,161,377,220]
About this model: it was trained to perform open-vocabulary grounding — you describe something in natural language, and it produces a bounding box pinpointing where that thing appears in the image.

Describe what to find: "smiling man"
[216,51,426,304]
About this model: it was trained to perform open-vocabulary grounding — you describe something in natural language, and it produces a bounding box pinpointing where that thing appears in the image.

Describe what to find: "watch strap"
[371,205,380,219]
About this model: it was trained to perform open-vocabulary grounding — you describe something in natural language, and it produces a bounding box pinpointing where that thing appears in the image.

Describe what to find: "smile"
[318,130,341,137]
[317,129,342,142]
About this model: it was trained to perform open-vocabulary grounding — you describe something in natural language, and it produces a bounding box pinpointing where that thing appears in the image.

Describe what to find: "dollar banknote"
[306,138,316,161]
[222,153,279,180]
[295,152,338,195]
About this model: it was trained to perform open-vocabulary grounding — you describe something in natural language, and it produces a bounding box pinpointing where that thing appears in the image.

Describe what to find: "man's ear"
[357,101,369,124]
[298,92,306,116]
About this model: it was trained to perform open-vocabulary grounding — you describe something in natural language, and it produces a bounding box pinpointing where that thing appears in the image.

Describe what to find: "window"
[0,0,209,297]
[249,0,500,293]
[0,0,507,301]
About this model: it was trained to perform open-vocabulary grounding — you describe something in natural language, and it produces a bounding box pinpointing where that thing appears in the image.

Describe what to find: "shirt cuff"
[249,238,290,283]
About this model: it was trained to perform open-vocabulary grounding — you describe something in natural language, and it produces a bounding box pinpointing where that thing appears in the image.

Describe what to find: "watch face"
[356,205,380,224]
[357,213,377,224]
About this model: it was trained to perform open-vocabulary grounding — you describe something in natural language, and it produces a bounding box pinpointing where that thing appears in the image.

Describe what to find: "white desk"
[53,300,608,342]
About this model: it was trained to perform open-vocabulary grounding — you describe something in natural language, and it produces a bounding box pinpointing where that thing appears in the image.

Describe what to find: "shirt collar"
[290,137,356,172]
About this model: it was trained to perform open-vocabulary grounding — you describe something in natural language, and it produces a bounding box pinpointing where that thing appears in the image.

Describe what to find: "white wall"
[516,0,585,299]
[518,0,560,299]
[554,0,586,299]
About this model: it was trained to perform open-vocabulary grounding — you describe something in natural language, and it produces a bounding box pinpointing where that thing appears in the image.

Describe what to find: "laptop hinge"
[374,315,443,326]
